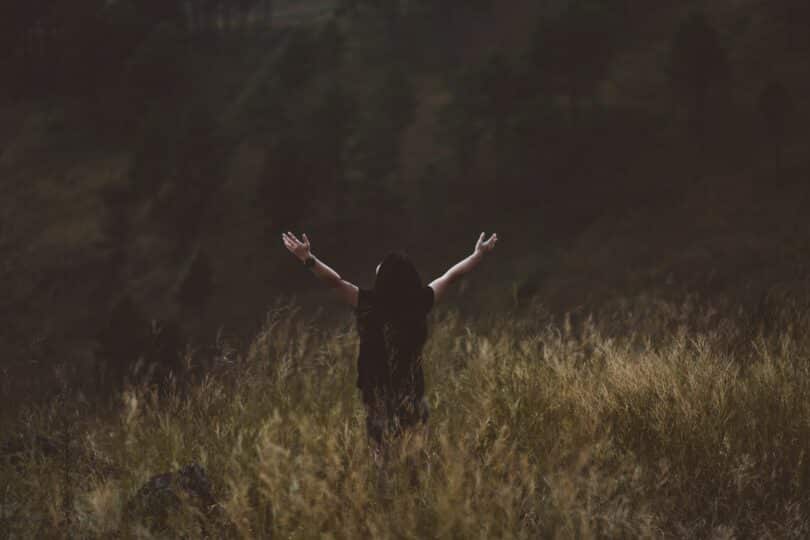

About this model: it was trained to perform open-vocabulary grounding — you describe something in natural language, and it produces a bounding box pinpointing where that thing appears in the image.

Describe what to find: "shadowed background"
[0,0,808,410]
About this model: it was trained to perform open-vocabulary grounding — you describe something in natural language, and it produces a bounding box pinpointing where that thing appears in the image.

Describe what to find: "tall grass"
[2,296,810,538]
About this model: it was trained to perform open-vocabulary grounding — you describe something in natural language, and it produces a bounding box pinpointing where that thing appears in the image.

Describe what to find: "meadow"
[2,293,809,539]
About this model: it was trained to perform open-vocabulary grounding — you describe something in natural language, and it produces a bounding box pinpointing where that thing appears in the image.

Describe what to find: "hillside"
[1,0,808,407]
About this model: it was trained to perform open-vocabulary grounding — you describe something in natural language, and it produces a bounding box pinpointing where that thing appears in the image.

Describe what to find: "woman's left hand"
[282,231,311,262]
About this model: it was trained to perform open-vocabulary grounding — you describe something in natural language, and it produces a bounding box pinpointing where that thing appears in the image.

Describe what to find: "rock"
[124,463,236,538]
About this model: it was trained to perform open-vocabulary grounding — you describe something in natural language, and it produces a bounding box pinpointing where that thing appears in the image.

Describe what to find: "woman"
[281,231,498,448]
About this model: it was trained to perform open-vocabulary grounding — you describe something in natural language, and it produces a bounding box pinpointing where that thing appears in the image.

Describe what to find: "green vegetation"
[3,296,810,538]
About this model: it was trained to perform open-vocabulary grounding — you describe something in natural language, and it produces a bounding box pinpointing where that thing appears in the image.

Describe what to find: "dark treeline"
[1,0,808,407]
[1,0,276,98]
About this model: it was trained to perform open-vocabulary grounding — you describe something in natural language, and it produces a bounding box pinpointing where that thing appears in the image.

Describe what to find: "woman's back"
[354,285,434,407]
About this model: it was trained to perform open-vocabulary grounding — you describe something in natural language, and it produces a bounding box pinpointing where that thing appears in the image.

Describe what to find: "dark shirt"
[354,285,435,406]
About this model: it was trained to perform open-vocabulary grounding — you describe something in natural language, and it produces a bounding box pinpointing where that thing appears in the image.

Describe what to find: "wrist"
[303,254,315,266]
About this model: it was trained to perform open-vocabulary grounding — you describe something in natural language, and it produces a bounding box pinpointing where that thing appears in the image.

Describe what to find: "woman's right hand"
[474,232,498,256]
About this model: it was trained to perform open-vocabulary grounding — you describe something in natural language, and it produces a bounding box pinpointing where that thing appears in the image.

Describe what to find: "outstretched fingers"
[478,232,497,252]
[476,231,500,252]
[286,231,299,244]
[282,233,301,255]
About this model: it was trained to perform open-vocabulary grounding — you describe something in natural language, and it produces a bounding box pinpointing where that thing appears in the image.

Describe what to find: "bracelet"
[304,255,316,268]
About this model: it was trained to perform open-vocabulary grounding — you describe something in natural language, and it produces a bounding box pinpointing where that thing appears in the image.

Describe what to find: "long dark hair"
[371,251,428,358]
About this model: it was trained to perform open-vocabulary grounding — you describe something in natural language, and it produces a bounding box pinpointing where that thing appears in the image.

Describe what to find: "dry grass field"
[2,293,809,539]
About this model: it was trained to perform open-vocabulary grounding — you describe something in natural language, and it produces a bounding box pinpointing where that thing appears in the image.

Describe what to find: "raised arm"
[282,232,359,307]
[429,232,498,304]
